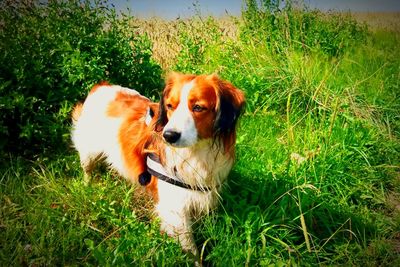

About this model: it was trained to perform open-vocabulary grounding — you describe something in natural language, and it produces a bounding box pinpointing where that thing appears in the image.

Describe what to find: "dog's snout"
[163,130,181,144]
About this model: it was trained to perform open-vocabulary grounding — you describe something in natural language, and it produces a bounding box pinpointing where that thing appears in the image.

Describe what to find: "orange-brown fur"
[71,102,83,123]
[188,78,218,139]
[212,75,245,154]
[73,85,160,200]
[109,92,160,200]
[161,72,244,154]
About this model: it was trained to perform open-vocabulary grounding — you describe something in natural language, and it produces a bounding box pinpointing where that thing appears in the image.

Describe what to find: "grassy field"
[352,12,400,31]
[1,1,400,266]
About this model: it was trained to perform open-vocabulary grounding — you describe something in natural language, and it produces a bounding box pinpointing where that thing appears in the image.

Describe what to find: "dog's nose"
[163,130,181,144]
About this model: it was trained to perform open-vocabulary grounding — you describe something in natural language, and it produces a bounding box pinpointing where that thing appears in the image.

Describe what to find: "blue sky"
[110,0,400,19]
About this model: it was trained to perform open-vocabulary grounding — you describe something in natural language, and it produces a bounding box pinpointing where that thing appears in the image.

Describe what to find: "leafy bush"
[0,0,162,156]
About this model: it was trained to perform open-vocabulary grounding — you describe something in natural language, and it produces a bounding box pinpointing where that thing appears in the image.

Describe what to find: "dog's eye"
[166,104,173,110]
[192,104,205,112]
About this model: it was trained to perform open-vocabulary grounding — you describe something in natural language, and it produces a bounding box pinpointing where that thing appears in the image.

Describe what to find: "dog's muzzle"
[163,130,181,144]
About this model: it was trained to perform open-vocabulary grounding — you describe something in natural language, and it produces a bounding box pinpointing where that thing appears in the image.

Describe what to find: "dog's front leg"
[155,205,198,259]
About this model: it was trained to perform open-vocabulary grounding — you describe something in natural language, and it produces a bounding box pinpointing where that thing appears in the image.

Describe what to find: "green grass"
[1,111,399,265]
[0,155,191,265]
[1,0,400,266]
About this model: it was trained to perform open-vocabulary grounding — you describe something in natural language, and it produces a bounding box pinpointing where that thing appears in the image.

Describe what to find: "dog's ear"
[211,74,245,141]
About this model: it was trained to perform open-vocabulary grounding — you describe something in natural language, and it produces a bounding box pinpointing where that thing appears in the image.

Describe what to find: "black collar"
[146,153,212,192]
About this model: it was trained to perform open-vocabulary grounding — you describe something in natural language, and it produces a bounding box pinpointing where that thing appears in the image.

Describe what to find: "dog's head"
[156,72,245,150]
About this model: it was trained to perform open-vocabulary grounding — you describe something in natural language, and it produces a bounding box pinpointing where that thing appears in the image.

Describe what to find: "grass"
[2,112,399,265]
[131,16,239,70]
[352,12,400,32]
[1,1,400,266]
[0,155,190,265]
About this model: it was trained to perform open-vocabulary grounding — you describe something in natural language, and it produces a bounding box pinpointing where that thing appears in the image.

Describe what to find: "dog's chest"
[162,144,233,188]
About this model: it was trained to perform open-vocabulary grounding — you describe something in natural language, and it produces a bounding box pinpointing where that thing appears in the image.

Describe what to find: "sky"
[110,0,400,19]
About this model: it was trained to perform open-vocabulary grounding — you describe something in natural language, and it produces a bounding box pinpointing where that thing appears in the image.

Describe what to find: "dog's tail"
[71,102,83,124]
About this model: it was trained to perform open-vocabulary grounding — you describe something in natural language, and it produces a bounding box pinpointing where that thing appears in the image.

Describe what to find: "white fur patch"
[71,85,140,179]
[154,138,234,255]
[144,107,153,126]
[163,81,198,147]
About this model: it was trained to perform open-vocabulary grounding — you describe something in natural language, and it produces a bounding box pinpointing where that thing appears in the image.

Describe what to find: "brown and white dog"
[71,72,245,257]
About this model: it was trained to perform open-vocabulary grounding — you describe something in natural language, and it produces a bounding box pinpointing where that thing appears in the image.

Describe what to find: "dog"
[71,72,245,258]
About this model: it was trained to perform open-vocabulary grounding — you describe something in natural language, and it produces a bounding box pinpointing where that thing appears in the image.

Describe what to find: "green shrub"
[0,0,162,156]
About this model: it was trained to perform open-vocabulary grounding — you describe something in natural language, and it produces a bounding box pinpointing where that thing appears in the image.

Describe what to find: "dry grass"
[131,12,399,70]
[130,18,181,70]
[351,12,400,31]
[130,16,238,70]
